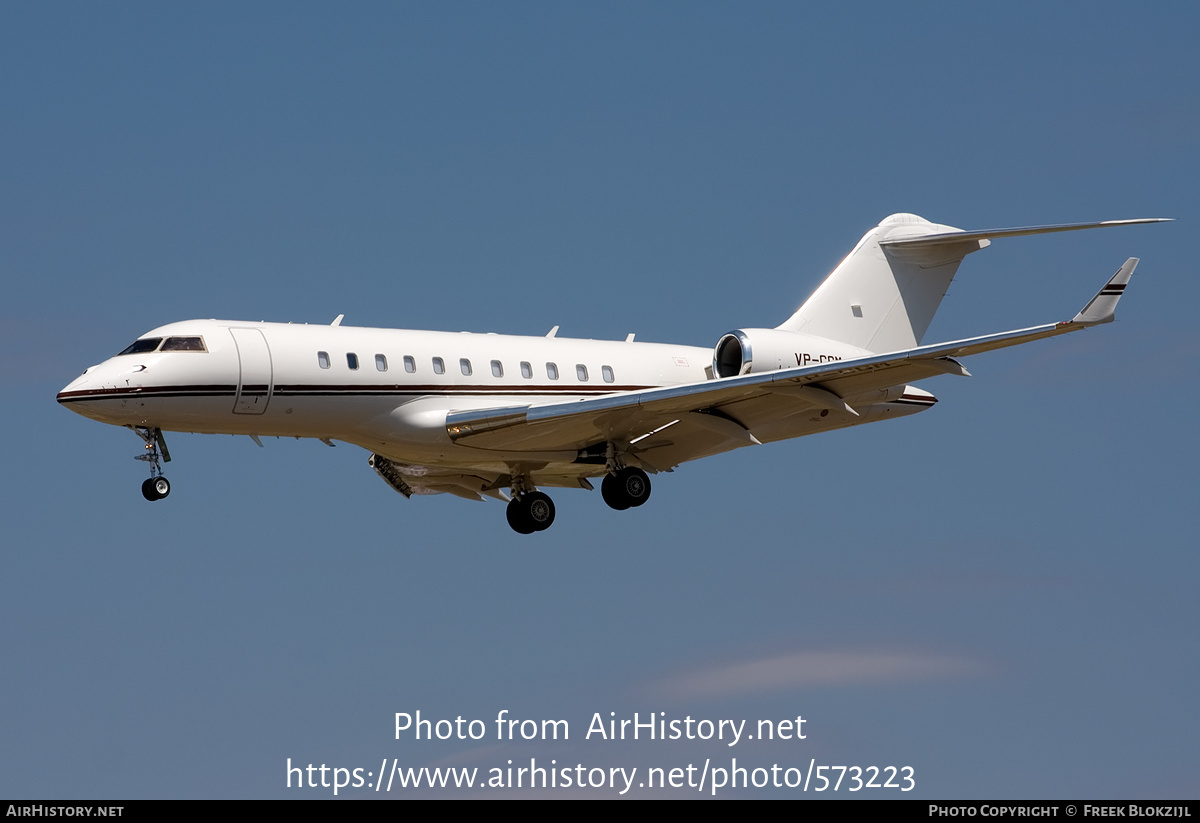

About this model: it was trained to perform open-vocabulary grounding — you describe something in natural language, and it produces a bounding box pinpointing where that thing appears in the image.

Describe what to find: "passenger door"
[229,328,273,415]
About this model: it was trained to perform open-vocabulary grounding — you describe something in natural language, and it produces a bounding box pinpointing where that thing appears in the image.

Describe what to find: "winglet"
[1072,258,1138,325]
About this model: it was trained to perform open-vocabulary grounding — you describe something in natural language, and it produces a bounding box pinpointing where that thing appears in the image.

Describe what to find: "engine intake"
[713,330,753,377]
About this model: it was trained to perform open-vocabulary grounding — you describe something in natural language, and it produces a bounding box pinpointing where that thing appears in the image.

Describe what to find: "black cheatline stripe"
[59,392,239,403]
[58,386,239,403]
[272,383,651,394]
[59,383,655,403]
[58,384,238,398]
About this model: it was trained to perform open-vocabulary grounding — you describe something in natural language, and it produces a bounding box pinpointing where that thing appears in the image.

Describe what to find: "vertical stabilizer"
[777,214,987,353]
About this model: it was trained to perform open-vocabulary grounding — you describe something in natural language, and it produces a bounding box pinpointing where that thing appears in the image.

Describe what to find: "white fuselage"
[59,319,711,463]
[57,318,929,485]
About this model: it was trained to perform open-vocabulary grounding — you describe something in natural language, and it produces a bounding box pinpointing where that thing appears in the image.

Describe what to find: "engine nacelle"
[712,328,870,378]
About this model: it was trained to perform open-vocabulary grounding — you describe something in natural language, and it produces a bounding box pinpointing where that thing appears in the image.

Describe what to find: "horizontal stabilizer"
[880,218,1171,249]
[1072,258,1137,325]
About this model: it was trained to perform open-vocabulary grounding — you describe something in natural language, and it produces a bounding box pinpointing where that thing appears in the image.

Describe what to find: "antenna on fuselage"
[546,325,559,338]
[331,314,344,326]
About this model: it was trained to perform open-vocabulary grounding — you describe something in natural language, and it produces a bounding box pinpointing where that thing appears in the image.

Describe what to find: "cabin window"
[432,357,445,375]
[317,351,331,369]
[546,362,559,380]
[404,355,416,373]
[602,365,615,383]
[491,360,503,378]
[375,354,388,372]
[347,353,359,370]
[161,336,207,352]
[520,361,532,379]
[118,338,163,355]
[576,364,588,381]
[460,358,472,376]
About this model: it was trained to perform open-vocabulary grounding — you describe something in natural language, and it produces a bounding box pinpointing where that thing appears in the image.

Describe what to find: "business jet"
[57,213,1166,533]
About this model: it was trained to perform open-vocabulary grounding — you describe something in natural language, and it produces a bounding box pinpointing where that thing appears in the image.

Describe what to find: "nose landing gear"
[131,426,172,501]
[141,475,171,501]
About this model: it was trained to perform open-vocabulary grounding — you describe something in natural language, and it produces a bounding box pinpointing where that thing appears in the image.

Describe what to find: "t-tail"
[776,213,1168,354]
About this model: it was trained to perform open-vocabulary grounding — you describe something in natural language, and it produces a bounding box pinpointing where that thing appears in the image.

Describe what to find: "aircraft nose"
[57,370,96,414]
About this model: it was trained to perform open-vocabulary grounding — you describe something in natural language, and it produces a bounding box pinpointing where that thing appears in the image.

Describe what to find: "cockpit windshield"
[117,336,206,355]
[161,336,207,352]
[118,338,163,355]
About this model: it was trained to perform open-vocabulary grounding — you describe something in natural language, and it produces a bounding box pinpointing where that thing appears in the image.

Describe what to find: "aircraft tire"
[616,467,651,508]
[153,477,171,499]
[524,492,555,532]
[141,478,159,501]
[506,498,536,534]
[601,473,631,510]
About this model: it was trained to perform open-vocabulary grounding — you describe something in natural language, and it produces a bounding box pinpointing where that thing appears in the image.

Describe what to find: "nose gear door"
[229,328,273,415]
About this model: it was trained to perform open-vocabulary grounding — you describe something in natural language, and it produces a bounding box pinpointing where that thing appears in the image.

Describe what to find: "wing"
[442,260,1138,472]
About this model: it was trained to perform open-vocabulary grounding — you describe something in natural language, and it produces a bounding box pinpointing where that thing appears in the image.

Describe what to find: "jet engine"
[712,328,867,378]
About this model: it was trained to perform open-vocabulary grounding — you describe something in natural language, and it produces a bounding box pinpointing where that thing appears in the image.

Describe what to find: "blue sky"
[2,2,1196,798]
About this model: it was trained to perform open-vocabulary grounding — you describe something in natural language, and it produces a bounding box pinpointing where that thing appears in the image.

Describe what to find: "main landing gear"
[506,491,556,534]
[132,426,172,501]
[601,466,652,510]
[505,473,555,534]
[599,443,651,512]
[504,464,653,534]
